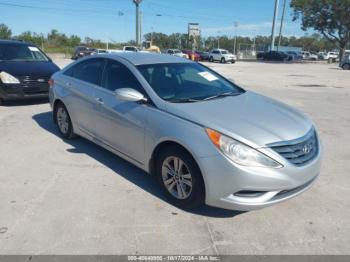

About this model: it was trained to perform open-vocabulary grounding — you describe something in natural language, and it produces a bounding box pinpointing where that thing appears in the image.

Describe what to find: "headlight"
[0,71,20,84]
[206,128,282,168]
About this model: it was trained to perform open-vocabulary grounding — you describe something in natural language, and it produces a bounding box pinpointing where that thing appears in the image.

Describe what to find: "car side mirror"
[115,88,147,103]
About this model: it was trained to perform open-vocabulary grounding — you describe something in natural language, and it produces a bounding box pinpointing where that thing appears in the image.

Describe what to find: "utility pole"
[270,0,279,51]
[133,0,142,46]
[217,31,221,48]
[277,0,286,51]
[41,33,44,50]
[233,21,238,54]
[139,11,143,47]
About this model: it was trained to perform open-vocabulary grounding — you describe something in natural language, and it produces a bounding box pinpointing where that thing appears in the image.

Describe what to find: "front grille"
[18,75,50,90]
[269,129,318,166]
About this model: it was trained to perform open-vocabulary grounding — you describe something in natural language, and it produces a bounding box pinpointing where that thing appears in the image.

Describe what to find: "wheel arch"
[149,140,203,177]
[148,139,206,199]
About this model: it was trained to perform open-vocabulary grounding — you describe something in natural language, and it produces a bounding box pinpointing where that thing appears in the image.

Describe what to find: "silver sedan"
[49,53,322,211]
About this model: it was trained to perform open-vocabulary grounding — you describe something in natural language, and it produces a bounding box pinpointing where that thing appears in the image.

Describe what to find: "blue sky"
[1,0,309,42]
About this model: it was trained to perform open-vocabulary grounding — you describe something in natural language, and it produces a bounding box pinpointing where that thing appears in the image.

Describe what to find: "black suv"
[0,40,60,104]
[262,51,289,61]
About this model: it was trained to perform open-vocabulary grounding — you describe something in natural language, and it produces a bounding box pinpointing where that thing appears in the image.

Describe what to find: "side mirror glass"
[115,88,147,102]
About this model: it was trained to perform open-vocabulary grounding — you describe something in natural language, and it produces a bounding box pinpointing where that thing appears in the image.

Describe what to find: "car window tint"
[66,59,104,85]
[102,60,144,94]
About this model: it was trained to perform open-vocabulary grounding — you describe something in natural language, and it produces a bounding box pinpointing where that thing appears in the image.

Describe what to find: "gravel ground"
[0,58,349,255]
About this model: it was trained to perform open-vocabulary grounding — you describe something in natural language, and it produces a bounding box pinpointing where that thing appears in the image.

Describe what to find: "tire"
[209,56,214,62]
[54,102,75,139]
[231,60,236,64]
[342,63,350,70]
[0,98,3,106]
[220,57,226,63]
[156,146,205,209]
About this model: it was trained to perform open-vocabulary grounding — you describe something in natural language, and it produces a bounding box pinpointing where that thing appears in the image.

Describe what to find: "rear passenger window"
[64,59,105,86]
[102,60,144,94]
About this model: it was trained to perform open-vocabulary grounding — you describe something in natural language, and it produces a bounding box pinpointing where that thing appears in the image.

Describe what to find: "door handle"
[95,97,104,105]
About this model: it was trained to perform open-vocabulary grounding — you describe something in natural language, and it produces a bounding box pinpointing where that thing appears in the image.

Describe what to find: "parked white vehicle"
[301,51,318,60]
[91,49,108,55]
[209,49,237,63]
[319,51,339,60]
[166,49,188,59]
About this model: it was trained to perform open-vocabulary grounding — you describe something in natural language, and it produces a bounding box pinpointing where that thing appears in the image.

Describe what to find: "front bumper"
[197,143,322,211]
[224,56,236,62]
[0,83,49,101]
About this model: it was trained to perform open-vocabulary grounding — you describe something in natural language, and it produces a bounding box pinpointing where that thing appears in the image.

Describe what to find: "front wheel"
[209,56,214,62]
[54,103,75,139]
[156,146,205,209]
[342,63,350,70]
[220,57,226,63]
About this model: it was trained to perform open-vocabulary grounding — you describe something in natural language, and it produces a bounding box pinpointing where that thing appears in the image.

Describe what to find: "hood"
[162,91,313,148]
[0,61,60,77]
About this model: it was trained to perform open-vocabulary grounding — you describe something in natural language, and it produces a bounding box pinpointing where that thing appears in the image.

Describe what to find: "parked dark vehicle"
[72,46,95,60]
[0,40,60,105]
[262,51,289,61]
[195,51,210,61]
[256,51,266,60]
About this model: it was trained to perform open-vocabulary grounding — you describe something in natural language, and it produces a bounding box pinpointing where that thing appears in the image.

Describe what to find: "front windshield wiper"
[203,91,239,101]
[169,98,201,103]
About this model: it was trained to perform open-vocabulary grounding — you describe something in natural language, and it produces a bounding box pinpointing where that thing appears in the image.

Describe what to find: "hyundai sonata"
[49,53,322,211]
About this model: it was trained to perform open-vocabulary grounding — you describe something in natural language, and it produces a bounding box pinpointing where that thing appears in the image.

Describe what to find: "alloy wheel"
[161,156,193,200]
[57,107,69,135]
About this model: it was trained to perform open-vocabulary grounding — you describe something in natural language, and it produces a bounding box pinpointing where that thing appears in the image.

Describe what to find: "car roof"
[98,52,192,65]
[0,39,31,45]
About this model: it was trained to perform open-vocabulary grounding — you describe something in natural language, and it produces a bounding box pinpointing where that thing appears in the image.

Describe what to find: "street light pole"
[270,0,279,51]
[133,0,142,46]
[277,0,286,51]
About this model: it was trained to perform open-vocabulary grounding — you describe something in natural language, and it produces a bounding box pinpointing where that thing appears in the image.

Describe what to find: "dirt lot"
[0,59,349,255]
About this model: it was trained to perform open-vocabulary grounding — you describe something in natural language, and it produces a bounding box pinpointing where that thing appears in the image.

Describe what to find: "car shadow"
[1,98,49,107]
[32,111,243,218]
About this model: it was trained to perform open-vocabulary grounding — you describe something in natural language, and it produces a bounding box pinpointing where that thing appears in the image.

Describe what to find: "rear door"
[62,58,105,136]
[92,59,148,164]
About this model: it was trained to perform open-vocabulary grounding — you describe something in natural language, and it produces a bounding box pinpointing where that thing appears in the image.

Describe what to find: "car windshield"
[221,50,229,54]
[173,50,181,54]
[137,63,244,103]
[0,43,49,62]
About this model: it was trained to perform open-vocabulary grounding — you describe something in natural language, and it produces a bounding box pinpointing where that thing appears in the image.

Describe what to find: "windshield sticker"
[28,46,40,52]
[198,71,218,82]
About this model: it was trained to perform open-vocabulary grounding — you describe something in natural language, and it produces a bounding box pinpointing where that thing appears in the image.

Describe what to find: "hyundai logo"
[302,143,313,154]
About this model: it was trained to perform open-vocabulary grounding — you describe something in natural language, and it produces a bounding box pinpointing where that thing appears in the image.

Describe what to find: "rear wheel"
[156,146,205,209]
[342,63,350,70]
[209,56,214,62]
[54,102,75,139]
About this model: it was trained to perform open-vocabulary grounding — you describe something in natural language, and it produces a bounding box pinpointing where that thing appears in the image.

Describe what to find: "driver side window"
[101,60,145,94]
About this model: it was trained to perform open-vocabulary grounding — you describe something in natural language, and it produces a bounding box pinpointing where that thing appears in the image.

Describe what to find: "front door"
[92,59,147,164]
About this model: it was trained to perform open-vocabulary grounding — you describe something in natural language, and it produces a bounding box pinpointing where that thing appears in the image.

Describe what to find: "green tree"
[0,24,12,39]
[17,31,43,47]
[291,0,350,61]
